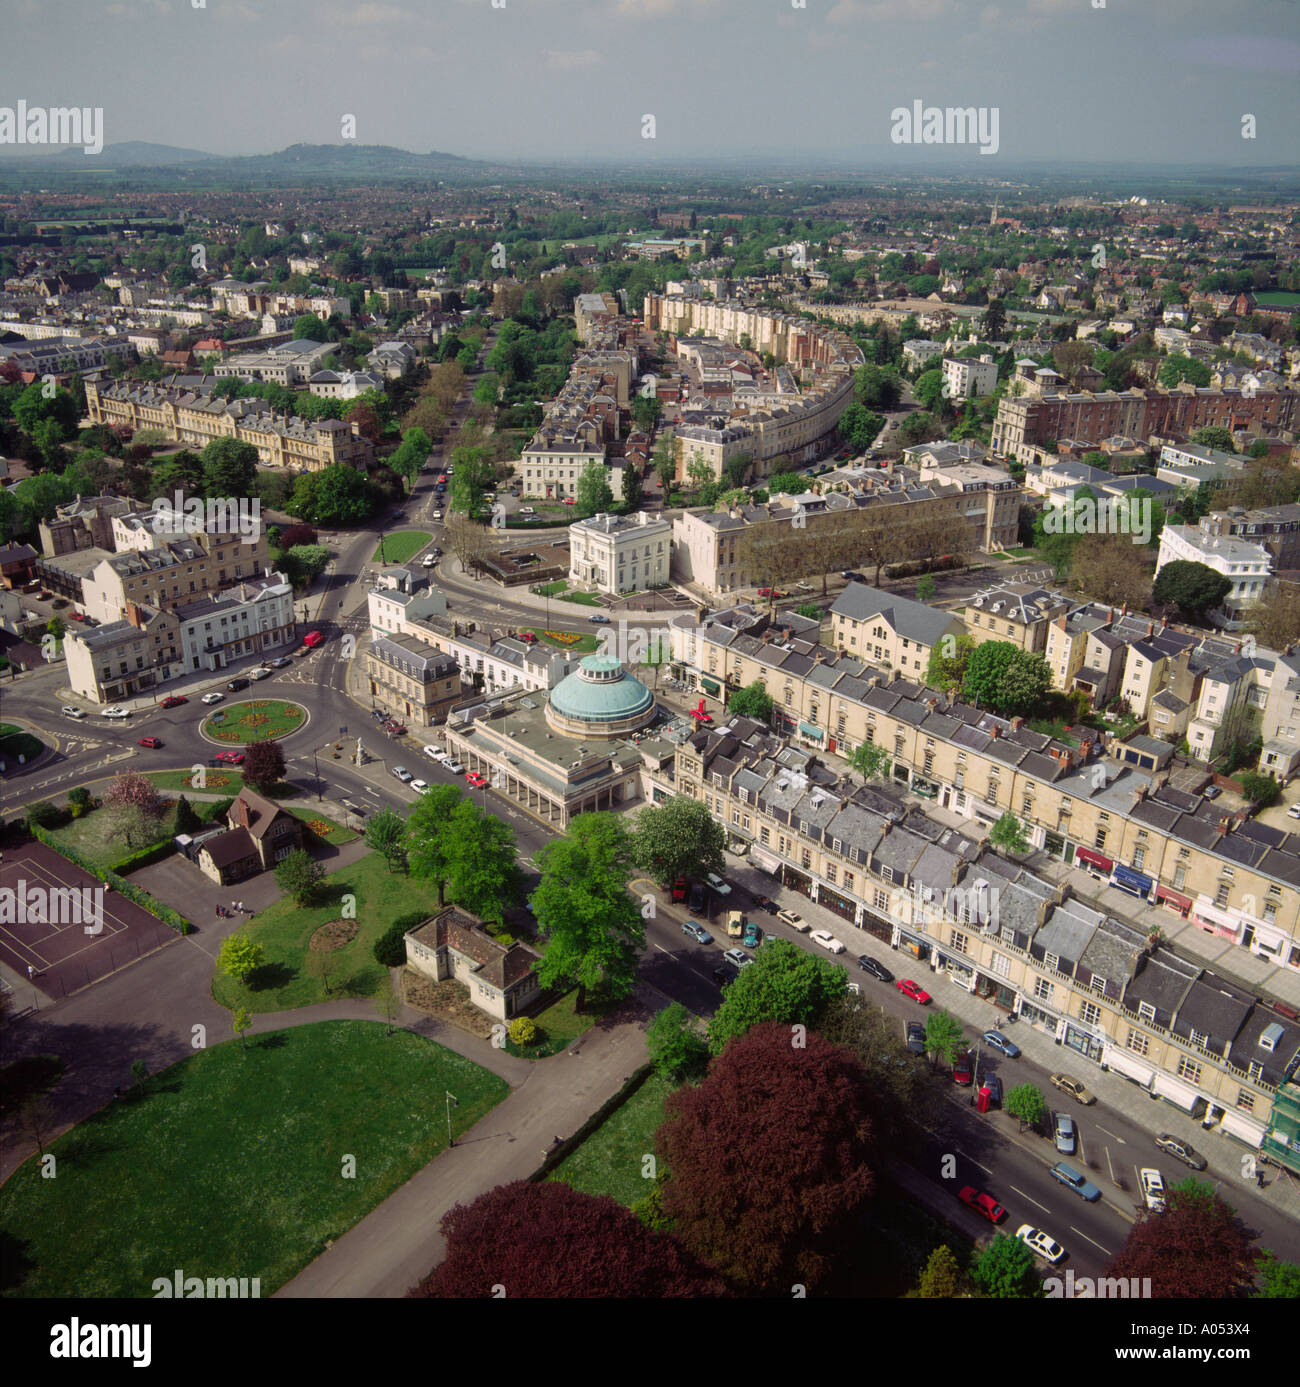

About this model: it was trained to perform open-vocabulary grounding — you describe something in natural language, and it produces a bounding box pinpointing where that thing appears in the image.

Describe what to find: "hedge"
[30,827,193,936]
[107,840,176,876]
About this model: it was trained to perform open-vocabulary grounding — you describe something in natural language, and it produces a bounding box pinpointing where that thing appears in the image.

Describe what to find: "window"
[1033,977,1054,1003]
[1090,974,1107,997]
[1126,1030,1149,1057]
[1176,1055,1202,1086]
[1188,1028,1208,1049]
[1095,829,1107,851]
[1236,1090,1256,1112]
[1079,1000,1101,1026]
[950,930,969,955]
[843,871,854,891]
[873,888,889,912]
[1137,1000,1156,1023]
[826,864,837,884]
[991,952,1010,978]
[1044,952,1059,972]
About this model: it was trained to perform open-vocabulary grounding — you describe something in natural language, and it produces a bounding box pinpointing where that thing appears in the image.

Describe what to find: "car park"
[391,766,414,783]
[60,705,86,718]
[226,677,250,691]
[201,692,224,705]
[688,882,707,914]
[810,929,845,954]
[958,1187,1005,1224]
[101,705,130,718]
[704,872,731,896]
[443,758,466,774]
[1050,1162,1101,1202]
[723,948,753,969]
[137,736,162,749]
[777,908,807,931]
[1154,1134,1207,1170]
[857,955,894,982]
[1139,1167,1167,1212]
[1016,1225,1066,1265]
[896,979,932,1005]
[905,1021,927,1054]
[465,771,486,787]
[1050,1073,1096,1105]
[681,921,713,944]
[952,1051,973,1086]
[982,1029,1020,1058]
[159,695,188,708]
[1054,1113,1078,1155]
[214,750,244,765]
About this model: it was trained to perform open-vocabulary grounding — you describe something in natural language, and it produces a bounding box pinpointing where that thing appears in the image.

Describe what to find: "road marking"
[1095,1125,1126,1143]
[1069,1226,1114,1256]
[1009,1185,1051,1215]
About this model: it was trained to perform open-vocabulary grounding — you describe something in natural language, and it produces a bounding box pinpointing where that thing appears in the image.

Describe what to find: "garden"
[372,529,432,565]
[204,699,306,744]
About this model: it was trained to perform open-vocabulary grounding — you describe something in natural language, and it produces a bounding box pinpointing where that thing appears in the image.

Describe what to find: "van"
[302,629,324,648]
[687,882,707,914]
[726,910,745,939]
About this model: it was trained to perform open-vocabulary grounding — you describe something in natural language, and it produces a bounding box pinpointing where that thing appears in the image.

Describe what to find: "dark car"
[712,963,739,988]
[687,882,707,914]
[905,1021,927,1055]
[857,954,894,983]
[1155,1134,1208,1170]
[226,677,249,691]
[979,1071,1003,1106]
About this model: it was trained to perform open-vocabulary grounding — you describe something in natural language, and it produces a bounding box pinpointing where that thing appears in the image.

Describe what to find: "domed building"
[546,653,656,741]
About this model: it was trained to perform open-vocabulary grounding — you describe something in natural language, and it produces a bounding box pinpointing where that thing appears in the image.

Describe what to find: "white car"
[1288,804,1300,820]
[704,872,731,896]
[410,778,429,794]
[1139,1167,1167,1213]
[443,758,465,774]
[519,506,535,515]
[1015,1224,1066,1265]
[777,908,808,932]
[100,705,130,719]
[422,554,438,568]
[422,744,446,762]
[810,929,846,954]
[248,667,272,681]
[430,510,443,521]
[60,705,86,719]
[201,692,224,705]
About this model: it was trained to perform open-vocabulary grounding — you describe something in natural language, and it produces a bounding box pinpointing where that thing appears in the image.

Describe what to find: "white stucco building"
[1155,524,1271,628]
[569,510,672,595]
[942,355,999,401]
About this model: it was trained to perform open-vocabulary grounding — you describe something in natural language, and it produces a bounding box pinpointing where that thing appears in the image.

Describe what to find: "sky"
[0,0,1297,168]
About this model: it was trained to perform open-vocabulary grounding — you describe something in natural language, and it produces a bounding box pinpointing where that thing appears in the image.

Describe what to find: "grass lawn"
[286,804,359,846]
[46,800,225,868]
[1027,718,1081,747]
[997,547,1039,560]
[534,580,568,597]
[0,1020,509,1298]
[549,1072,676,1206]
[213,852,444,1013]
[524,629,601,653]
[203,699,306,744]
[0,722,44,763]
[372,529,432,564]
[506,989,601,1059]
[557,589,603,607]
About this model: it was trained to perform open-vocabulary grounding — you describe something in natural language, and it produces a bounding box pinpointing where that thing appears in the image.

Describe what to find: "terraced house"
[674,717,1299,1154]
[669,605,1300,974]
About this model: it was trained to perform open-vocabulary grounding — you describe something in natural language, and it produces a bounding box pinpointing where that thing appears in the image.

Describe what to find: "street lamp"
[312,747,322,801]
[445,1089,459,1147]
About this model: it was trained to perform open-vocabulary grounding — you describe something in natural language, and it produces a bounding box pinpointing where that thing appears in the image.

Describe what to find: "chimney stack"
[990,724,1001,738]
[1011,716,1025,732]
[1146,621,1155,637]
[926,696,938,712]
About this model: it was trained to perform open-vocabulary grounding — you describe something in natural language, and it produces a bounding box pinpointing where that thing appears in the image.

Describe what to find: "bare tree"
[444,510,492,579]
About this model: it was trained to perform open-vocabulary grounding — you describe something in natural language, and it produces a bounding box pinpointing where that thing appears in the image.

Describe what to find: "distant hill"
[57,141,218,165]
[223,143,478,174]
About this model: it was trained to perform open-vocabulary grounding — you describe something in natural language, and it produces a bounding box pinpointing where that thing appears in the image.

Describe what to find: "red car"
[896,979,932,1005]
[465,771,486,787]
[215,750,245,765]
[757,587,783,598]
[302,629,324,648]
[518,631,538,643]
[952,1051,973,1086]
[137,736,162,749]
[561,497,577,506]
[958,1186,1005,1224]
[159,695,188,709]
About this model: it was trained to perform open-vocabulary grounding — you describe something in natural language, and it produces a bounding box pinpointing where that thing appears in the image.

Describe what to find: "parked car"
[1288,804,1300,820]
[896,978,932,1005]
[443,758,466,775]
[410,778,429,793]
[430,510,443,521]
[562,497,577,506]
[1050,1162,1101,1202]
[1016,1224,1066,1265]
[518,631,538,643]
[841,570,866,583]
[712,963,739,987]
[723,948,753,969]
[201,692,224,705]
[979,1071,1003,1105]
[777,908,807,931]
[100,705,130,719]
[688,882,708,914]
[519,506,535,515]
[1050,1073,1096,1105]
[756,587,784,598]
[214,750,244,765]
[958,1187,1005,1224]
[1139,1167,1167,1212]
[60,705,86,719]
[422,745,447,762]
[741,921,762,949]
[588,613,611,624]
[465,771,486,787]
[248,667,272,681]
[704,872,731,896]
[1054,1113,1078,1155]
[226,677,250,691]
[982,1029,1021,1059]
[810,929,846,954]
[391,766,414,783]
[753,894,779,915]
[159,695,188,708]
[137,736,162,749]
[857,954,894,982]
[1154,1134,1207,1170]
[1202,784,1221,800]
[681,921,713,944]
[952,1051,973,1086]
[905,1021,927,1054]
[422,554,438,568]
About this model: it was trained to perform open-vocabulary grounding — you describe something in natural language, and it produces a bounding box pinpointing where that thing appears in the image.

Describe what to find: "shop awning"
[1112,863,1153,895]
[1103,1047,1155,1088]
[1152,1073,1203,1113]
[1219,1110,1265,1147]
[750,846,781,874]
[1075,847,1114,872]
[798,722,824,741]
[700,677,721,696]
[1156,885,1194,912]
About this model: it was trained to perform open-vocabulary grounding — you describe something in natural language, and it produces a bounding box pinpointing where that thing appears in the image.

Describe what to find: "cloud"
[827,0,954,22]
[613,0,722,19]
[1166,35,1300,75]
[545,48,603,69]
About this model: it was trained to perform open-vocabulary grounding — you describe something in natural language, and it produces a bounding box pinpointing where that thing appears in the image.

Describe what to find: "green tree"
[915,1245,965,1298]
[913,367,947,413]
[923,1010,968,1067]
[646,1001,710,1081]
[1255,1250,1300,1299]
[533,813,643,1009]
[232,1006,252,1050]
[1006,1082,1048,1133]
[365,807,408,872]
[1189,426,1236,453]
[990,811,1031,855]
[707,937,847,1054]
[173,794,201,834]
[218,932,265,982]
[631,796,727,887]
[926,631,976,691]
[971,1233,1043,1298]
[652,435,676,489]
[727,681,773,721]
[1238,771,1281,807]
[850,742,891,782]
[1153,560,1231,620]
[575,458,615,516]
[1158,354,1212,388]
[444,798,521,925]
[201,437,259,499]
[292,313,329,342]
[274,848,325,905]
[915,573,937,603]
[406,783,465,905]
[961,641,1051,716]
[631,394,662,434]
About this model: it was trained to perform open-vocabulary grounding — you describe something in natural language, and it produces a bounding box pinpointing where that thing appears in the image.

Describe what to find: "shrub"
[373,919,413,968]
[27,802,62,830]
[508,1016,537,1046]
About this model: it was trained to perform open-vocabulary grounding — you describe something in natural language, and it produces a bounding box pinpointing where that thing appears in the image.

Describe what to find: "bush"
[67,786,92,819]
[1239,771,1281,807]
[373,914,425,968]
[508,1016,537,1046]
[26,802,62,830]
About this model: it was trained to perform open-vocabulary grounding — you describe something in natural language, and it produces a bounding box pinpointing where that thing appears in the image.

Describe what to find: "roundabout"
[200,699,309,745]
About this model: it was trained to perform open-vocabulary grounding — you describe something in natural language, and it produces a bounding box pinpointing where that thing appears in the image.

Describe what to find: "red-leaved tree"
[104,770,166,847]
[1105,1180,1257,1297]
[409,1180,725,1298]
[657,1020,876,1292]
[242,739,286,793]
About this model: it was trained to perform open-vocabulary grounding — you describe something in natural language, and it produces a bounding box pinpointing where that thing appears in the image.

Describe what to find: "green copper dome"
[547,654,654,728]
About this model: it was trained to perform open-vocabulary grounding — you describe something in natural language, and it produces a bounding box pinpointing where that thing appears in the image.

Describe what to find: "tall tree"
[971,1234,1043,1298]
[406,783,465,905]
[658,1021,876,1292]
[1106,1180,1257,1297]
[575,458,615,516]
[630,796,726,888]
[444,799,521,924]
[533,814,644,1010]
[961,641,1051,716]
[241,739,285,794]
[708,938,848,1055]
[201,437,259,499]
[364,807,408,873]
[1152,560,1232,621]
[726,681,773,721]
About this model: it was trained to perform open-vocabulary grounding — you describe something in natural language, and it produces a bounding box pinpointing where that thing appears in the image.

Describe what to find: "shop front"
[798,722,825,747]
[750,845,782,876]
[1102,1045,1156,1091]
[896,930,933,964]
[1155,884,1193,918]
[1018,999,1058,1033]
[936,951,975,991]
[1192,898,1239,942]
[1152,1071,1207,1118]
[1218,1107,1266,1150]
[1111,863,1155,903]
[782,865,812,897]
[818,883,857,924]
[1043,831,1073,863]
[910,776,939,800]
[1074,846,1113,882]
[1061,1018,1106,1064]
[699,676,722,698]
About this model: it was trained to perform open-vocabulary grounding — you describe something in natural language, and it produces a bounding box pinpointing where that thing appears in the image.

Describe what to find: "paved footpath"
[277,993,653,1298]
